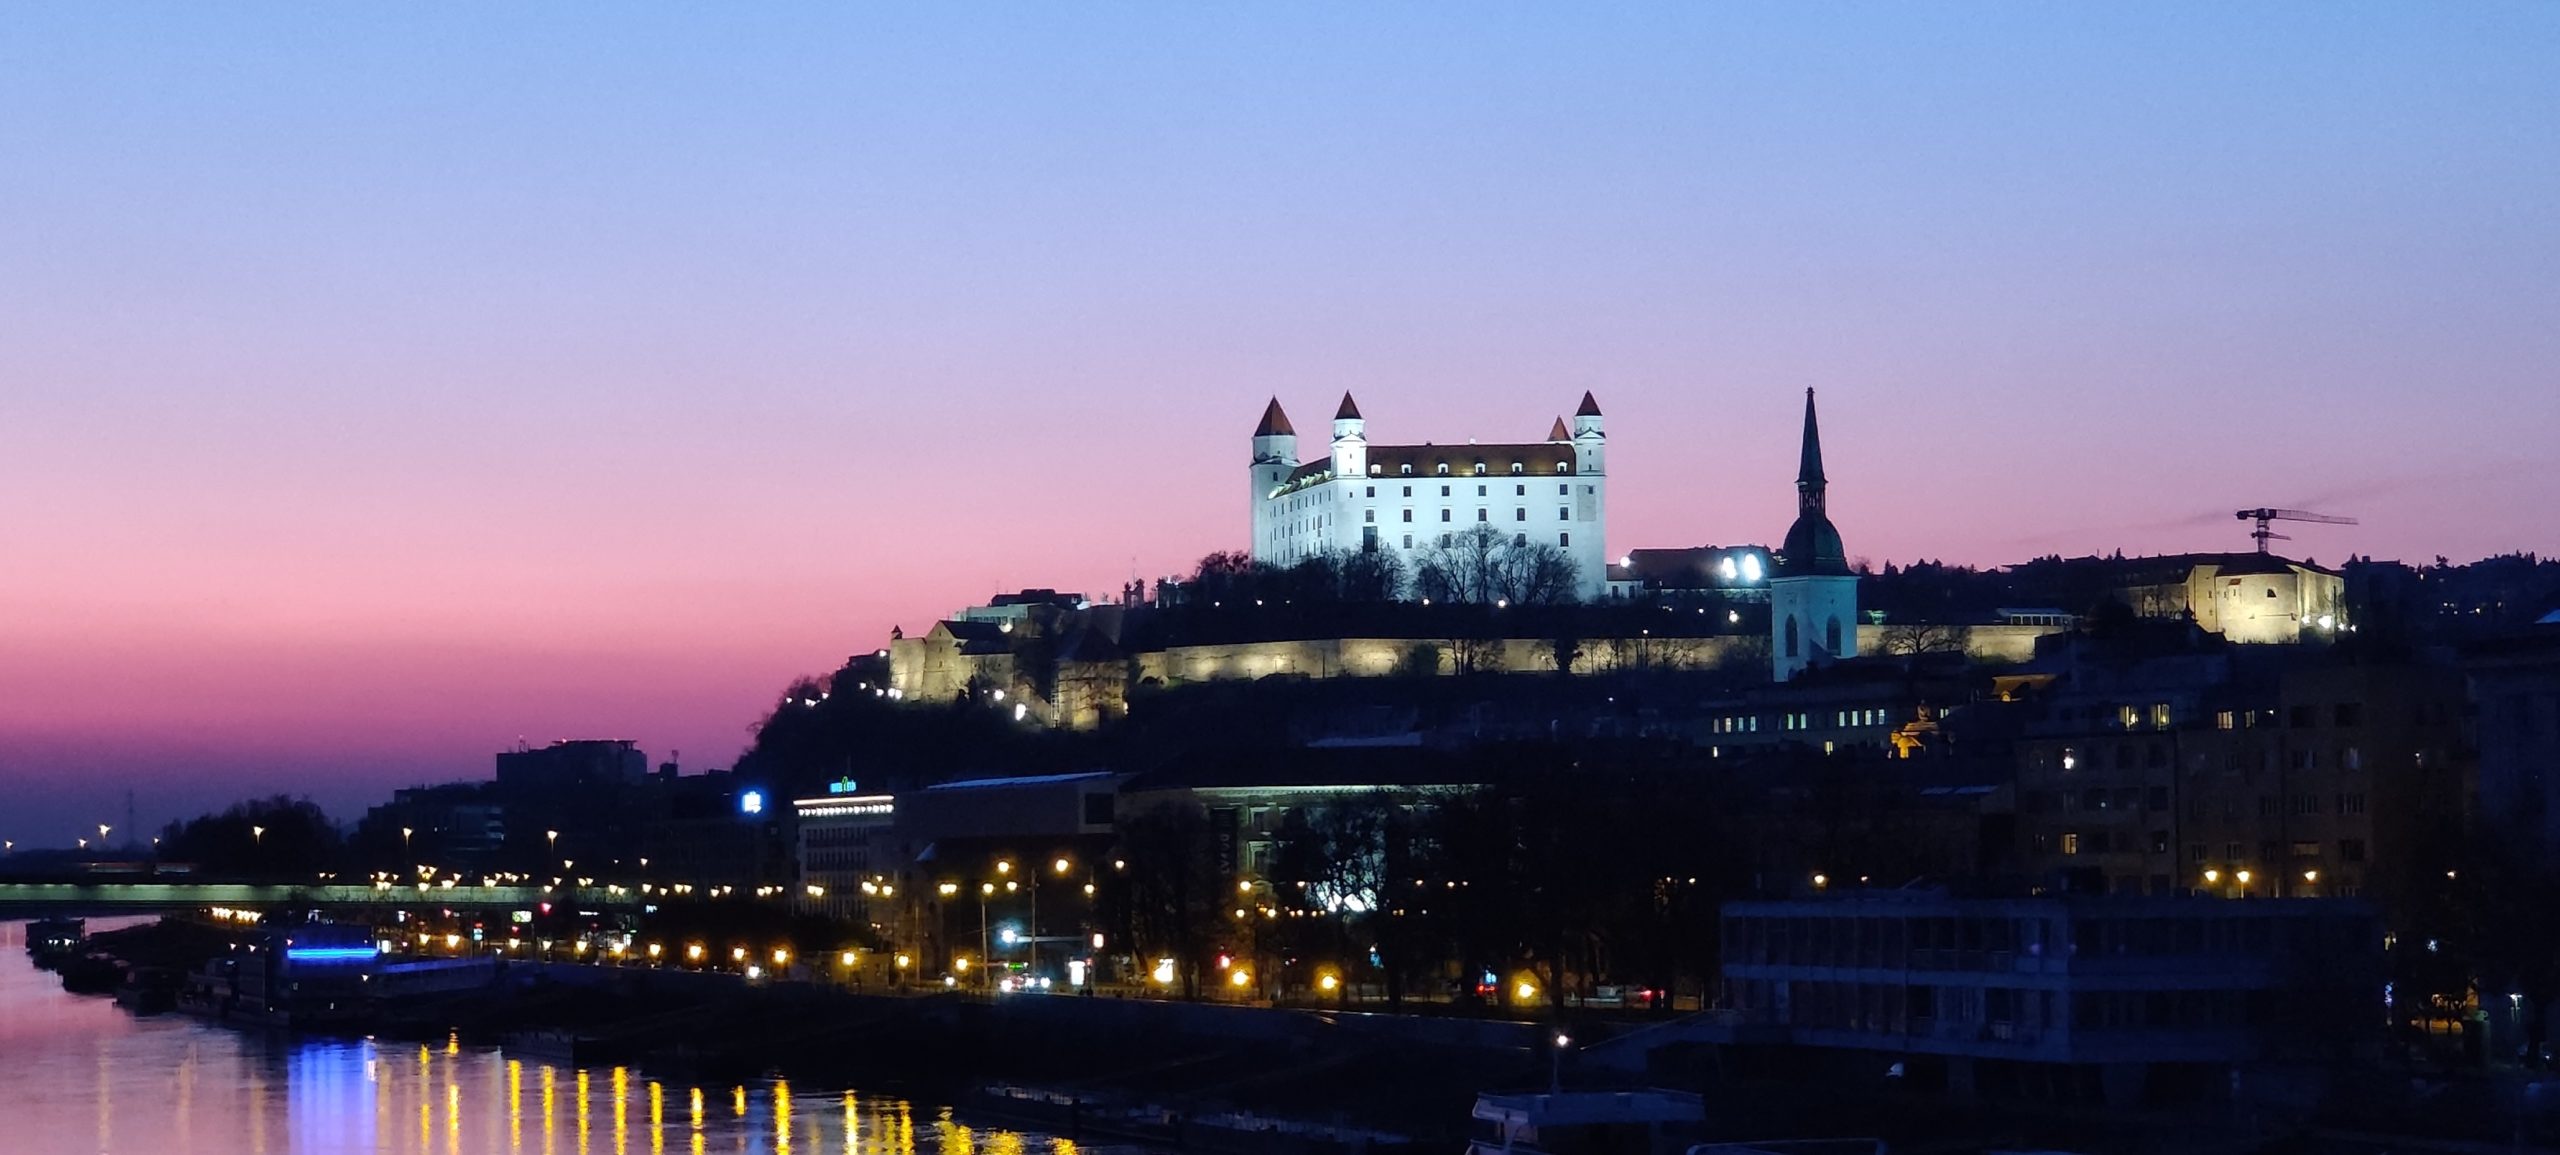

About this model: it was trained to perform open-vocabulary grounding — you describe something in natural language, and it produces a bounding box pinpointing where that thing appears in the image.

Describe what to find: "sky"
[3,4,2556,845]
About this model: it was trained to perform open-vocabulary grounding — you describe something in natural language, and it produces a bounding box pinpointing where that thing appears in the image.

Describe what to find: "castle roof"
[1576,391,1603,418]
[1335,392,1362,420]
[1253,398,1295,437]
[1547,416,1570,441]
[1287,442,1580,485]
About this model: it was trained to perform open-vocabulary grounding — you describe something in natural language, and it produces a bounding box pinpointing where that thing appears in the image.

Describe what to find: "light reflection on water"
[0,920,1057,1155]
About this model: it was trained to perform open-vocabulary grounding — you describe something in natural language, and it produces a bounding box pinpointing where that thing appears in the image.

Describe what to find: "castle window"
[1364,486,1374,498]
[1401,463,1413,475]
[1436,462,1448,475]
[1473,460,1486,475]
[1402,510,1412,522]
[1402,534,1413,549]
[1440,533,1451,546]
[1557,462,1571,473]
[1558,484,1568,495]
[1440,509,1451,522]
[1510,461,1523,474]
[1559,507,1570,520]
[1825,616,1842,655]
[1515,484,1526,496]
[1441,485,1450,497]
[1514,508,1526,521]
[1476,509,1488,522]
[1785,617,1801,658]
[1401,485,1411,497]
[1369,464,1381,475]
[1559,533,1570,547]
[1477,484,1487,497]
[1364,510,1374,523]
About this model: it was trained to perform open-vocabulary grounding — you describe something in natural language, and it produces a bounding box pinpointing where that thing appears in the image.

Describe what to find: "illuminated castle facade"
[1249,392,1609,600]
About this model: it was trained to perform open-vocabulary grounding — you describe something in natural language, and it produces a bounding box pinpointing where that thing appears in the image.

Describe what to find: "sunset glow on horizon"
[4,4,2556,838]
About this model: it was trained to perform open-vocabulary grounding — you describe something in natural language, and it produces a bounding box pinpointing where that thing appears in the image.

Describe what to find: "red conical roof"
[1547,417,1570,441]
[1575,391,1603,418]
[1335,391,1362,420]
[1254,397,1295,437]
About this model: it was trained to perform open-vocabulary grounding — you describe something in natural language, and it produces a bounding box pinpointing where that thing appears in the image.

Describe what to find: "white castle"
[1249,392,1610,600]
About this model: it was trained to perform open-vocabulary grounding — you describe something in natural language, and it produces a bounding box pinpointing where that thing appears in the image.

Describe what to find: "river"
[0,919,1075,1155]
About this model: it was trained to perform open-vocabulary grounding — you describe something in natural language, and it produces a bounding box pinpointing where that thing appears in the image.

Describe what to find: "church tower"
[1330,392,1367,480]
[1250,398,1297,556]
[1770,388,1858,681]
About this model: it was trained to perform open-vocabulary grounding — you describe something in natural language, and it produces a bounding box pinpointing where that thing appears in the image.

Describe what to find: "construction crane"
[2235,507,2358,554]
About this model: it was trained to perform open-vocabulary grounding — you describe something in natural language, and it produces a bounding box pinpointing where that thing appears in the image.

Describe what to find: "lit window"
[1511,462,1523,474]
[2060,833,2081,856]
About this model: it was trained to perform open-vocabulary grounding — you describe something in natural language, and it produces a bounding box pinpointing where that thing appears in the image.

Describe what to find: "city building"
[360,783,507,871]
[791,784,899,921]
[1771,389,1859,681]
[1250,392,1609,599]
[1602,545,1775,604]
[2469,626,2560,866]
[2007,630,2470,928]
[495,739,647,793]
[1708,892,2381,1106]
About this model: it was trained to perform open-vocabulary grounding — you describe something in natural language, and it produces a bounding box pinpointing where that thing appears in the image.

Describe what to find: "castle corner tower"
[1770,388,1858,681]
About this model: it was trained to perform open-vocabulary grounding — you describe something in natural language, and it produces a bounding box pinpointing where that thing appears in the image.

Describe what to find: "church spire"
[1778,387,1847,577]
[1796,387,1826,516]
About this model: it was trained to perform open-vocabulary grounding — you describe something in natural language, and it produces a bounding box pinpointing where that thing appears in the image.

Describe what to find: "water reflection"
[0,921,1068,1155]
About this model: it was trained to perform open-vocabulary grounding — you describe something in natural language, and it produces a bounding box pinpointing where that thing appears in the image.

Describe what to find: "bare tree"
[1416,525,1581,606]
[1415,525,1506,604]
[1877,620,1972,656]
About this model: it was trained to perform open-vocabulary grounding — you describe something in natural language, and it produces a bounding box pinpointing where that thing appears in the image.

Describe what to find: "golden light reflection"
[614,1067,631,1155]
[774,1081,793,1153]
[650,1080,666,1155]
[987,1126,1026,1155]
[732,1085,747,1118]
[541,1064,558,1155]
[938,1109,976,1155]
[690,1086,705,1131]
[447,1081,462,1155]
[509,1059,526,1152]
[578,1068,592,1152]
[843,1092,858,1153]
[419,1044,434,1150]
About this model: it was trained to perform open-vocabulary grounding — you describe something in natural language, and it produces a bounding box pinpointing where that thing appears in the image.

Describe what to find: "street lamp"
[99,824,112,845]
[251,825,265,846]
[402,827,414,853]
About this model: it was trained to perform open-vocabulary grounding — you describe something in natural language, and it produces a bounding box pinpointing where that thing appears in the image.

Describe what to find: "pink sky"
[2,5,2555,839]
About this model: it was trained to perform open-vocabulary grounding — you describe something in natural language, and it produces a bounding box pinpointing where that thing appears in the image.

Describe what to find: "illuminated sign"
[285,947,378,964]
[827,777,861,795]
[739,790,765,815]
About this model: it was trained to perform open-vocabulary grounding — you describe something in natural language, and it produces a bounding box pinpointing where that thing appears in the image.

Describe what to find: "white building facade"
[1249,392,1609,600]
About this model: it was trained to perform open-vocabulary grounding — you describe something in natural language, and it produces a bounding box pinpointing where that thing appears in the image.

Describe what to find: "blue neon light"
[285,947,379,963]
